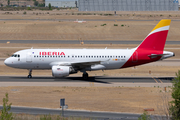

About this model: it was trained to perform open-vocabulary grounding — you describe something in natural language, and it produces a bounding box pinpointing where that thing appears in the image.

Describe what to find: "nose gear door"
[26,52,32,63]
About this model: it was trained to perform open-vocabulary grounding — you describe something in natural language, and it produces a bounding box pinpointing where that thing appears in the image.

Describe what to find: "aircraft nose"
[4,58,11,66]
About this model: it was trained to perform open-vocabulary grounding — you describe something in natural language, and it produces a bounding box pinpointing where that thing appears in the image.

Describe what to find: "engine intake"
[52,66,76,78]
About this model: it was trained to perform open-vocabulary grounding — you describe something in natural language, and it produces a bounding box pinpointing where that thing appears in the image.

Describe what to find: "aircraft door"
[132,51,138,62]
[26,52,32,62]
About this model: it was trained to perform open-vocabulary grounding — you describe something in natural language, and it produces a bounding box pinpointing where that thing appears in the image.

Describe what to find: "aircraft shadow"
[7,76,174,84]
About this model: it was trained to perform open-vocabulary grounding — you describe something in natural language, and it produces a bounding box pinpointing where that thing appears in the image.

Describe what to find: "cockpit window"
[11,54,20,57]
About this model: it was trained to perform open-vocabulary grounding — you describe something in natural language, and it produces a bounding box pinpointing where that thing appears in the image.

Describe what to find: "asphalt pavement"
[0,76,173,83]
[0,106,162,120]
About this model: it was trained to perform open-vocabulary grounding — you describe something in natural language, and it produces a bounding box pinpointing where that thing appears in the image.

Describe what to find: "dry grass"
[0,19,180,41]
[0,86,172,115]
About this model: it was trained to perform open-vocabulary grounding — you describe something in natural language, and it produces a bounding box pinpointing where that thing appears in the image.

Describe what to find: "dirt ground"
[0,11,180,40]
[0,86,172,115]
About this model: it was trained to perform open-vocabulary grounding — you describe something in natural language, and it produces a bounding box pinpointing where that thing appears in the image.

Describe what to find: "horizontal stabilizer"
[148,54,168,58]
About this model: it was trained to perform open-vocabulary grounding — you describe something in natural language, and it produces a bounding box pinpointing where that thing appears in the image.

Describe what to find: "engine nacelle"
[52,66,70,77]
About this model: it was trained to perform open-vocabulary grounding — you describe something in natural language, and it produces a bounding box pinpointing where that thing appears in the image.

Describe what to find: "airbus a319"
[4,19,175,79]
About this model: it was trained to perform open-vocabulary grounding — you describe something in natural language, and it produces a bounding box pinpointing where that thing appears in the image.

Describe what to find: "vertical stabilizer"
[137,19,171,51]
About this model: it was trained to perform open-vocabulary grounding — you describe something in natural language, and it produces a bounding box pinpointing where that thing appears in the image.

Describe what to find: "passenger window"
[37,56,38,58]
[86,56,88,58]
[110,56,112,58]
[99,56,101,58]
[78,56,80,58]
[91,56,93,58]
[75,56,77,58]
[42,56,44,58]
[39,56,41,57]
[18,55,20,57]
[64,56,65,58]
[89,56,90,58]
[83,56,85,58]
[124,56,125,58]
[102,56,104,58]
[94,56,96,58]
[34,56,36,57]
[14,54,17,57]
[81,56,82,58]
[97,56,98,58]
[50,56,52,58]
[61,56,63,58]
[118,56,120,58]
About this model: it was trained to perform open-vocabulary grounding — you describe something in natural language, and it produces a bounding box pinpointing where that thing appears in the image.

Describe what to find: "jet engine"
[52,66,76,77]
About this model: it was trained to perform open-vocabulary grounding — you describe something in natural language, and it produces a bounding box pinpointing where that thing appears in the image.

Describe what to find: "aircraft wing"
[50,60,109,69]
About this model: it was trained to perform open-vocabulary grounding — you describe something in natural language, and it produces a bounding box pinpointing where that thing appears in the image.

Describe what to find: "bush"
[48,3,52,10]
[23,11,26,14]
[34,1,39,6]
[169,70,180,119]
[114,24,118,26]
[138,111,151,120]
[0,93,13,120]
[101,24,106,26]
[27,7,31,10]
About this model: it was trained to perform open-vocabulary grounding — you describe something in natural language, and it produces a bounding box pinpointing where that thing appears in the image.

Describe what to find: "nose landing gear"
[27,69,32,78]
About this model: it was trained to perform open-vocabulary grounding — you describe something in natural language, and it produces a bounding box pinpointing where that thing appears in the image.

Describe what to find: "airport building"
[45,0,78,8]
[78,0,179,11]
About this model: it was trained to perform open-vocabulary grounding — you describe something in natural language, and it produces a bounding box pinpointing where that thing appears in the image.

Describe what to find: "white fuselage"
[4,48,134,70]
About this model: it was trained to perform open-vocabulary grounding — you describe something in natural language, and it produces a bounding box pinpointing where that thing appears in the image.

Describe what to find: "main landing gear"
[27,69,32,78]
[82,72,88,80]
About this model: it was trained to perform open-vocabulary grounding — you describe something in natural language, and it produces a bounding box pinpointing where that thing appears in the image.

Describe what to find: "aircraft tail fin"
[137,19,171,52]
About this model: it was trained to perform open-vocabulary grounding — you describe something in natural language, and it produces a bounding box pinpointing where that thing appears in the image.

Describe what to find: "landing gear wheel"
[82,73,88,80]
[27,69,32,78]
[27,75,32,78]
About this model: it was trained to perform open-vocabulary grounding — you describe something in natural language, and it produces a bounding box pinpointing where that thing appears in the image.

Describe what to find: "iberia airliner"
[4,19,175,79]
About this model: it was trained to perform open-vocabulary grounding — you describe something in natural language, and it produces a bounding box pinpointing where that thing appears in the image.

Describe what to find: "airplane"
[4,19,175,79]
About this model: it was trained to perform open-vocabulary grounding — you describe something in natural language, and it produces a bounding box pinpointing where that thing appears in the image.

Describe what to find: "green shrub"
[23,11,26,14]
[101,24,106,26]
[0,93,13,120]
[27,7,31,10]
[138,111,151,120]
[114,24,118,26]
[169,70,180,119]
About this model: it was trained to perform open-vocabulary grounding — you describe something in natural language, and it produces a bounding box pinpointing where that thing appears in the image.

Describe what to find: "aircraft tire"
[83,73,88,80]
